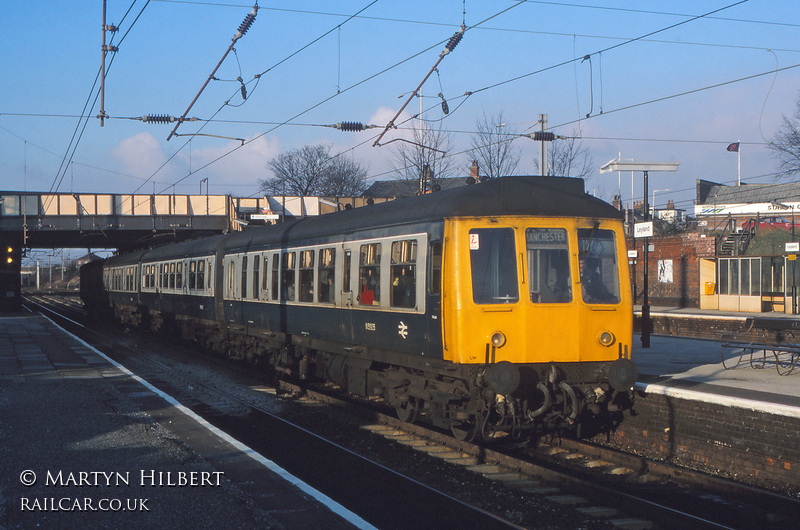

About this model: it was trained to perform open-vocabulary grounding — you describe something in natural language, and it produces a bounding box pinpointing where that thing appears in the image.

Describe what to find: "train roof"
[107,176,620,263]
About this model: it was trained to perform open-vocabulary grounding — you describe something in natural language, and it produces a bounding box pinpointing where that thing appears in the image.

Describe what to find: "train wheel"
[395,397,418,423]
[450,420,478,442]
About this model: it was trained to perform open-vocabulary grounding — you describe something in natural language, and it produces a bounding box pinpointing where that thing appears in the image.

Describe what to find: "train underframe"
[115,303,634,442]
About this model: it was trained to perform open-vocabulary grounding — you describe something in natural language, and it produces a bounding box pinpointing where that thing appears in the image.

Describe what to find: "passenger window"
[262,256,269,296]
[252,255,260,300]
[176,263,183,290]
[197,260,205,291]
[358,243,381,305]
[428,241,442,295]
[299,250,314,303]
[189,261,196,290]
[469,228,519,304]
[207,262,212,290]
[578,228,620,304]
[526,228,571,304]
[169,263,176,289]
[281,252,296,301]
[241,256,248,299]
[318,248,335,303]
[390,240,417,308]
[343,250,352,294]
[271,255,279,301]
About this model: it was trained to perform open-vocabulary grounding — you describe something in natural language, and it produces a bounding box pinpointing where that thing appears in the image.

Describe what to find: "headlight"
[598,331,615,347]
[490,332,506,348]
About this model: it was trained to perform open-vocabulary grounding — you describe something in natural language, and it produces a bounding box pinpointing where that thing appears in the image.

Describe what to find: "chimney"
[470,160,480,180]
[612,194,621,211]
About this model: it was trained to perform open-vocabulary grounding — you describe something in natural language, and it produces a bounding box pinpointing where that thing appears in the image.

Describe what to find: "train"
[81,176,637,441]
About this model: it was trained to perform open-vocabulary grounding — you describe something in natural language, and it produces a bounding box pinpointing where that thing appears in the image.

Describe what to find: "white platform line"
[635,381,800,419]
[40,313,377,530]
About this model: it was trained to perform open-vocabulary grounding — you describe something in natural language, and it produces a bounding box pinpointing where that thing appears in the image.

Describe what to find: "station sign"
[627,250,638,258]
[634,222,653,238]
[786,242,800,253]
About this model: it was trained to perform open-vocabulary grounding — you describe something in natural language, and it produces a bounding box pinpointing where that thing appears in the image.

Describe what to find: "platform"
[632,306,800,418]
[0,313,371,529]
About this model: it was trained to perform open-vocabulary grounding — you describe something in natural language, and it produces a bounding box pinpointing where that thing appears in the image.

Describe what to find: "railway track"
[25,293,800,529]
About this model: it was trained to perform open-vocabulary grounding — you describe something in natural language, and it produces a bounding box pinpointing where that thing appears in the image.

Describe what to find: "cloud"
[184,135,283,192]
[109,132,170,180]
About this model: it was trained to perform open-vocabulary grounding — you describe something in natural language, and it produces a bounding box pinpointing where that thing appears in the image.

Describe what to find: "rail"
[719,317,800,375]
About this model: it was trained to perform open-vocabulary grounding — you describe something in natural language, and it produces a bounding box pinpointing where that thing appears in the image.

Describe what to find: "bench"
[719,317,800,375]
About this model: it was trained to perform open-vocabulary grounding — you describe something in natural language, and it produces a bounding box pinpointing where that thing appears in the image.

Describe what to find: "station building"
[628,179,800,314]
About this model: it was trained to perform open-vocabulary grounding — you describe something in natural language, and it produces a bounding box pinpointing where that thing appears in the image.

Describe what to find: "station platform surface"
[632,305,800,417]
[0,313,370,529]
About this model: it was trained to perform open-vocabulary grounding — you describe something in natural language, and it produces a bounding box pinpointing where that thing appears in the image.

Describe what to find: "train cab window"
[428,241,442,295]
[390,240,416,308]
[271,256,279,301]
[241,256,248,299]
[252,256,260,300]
[577,228,620,304]
[358,243,381,305]
[281,252,296,301]
[469,228,519,304]
[196,260,205,291]
[526,228,571,304]
[318,248,335,304]
[299,250,314,303]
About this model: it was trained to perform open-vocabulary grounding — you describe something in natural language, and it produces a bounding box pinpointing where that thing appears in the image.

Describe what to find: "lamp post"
[600,160,679,348]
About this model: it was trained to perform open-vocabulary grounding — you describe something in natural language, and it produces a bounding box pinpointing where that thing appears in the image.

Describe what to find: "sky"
[2,0,800,225]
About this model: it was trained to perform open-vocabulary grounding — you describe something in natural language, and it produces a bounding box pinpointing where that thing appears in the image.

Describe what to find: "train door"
[340,243,357,342]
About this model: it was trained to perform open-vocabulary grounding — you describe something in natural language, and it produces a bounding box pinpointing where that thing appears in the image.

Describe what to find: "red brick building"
[626,233,715,308]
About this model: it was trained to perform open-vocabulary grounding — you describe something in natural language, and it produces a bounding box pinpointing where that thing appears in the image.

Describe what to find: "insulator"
[240,84,247,101]
[102,45,119,52]
[142,115,175,124]
[444,29,464,53]
[336,122,365,132]
[237,7,258,36]
[532,131,556,142]
[441,99,449,115]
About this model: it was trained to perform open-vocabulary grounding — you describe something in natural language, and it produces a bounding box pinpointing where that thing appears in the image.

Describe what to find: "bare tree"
[260,145,367,196]
[533,131,594,179]
[388,121,458,192]
[468,111,520,179]
[323,155,369,196]
[769,91,800,180]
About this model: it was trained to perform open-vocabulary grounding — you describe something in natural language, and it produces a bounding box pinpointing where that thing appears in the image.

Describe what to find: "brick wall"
[601,391,800,488]
[626,233,715,308]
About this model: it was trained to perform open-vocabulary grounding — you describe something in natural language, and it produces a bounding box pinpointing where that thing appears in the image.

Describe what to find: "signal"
[0,235,22,312]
